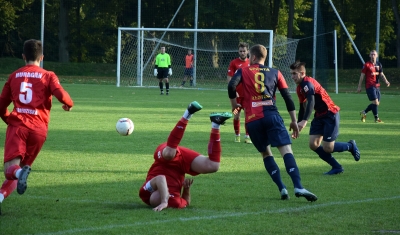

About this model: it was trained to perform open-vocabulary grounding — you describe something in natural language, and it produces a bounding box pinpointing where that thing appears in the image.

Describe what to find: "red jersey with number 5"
[1,65,64,134]
[235,64,288,123]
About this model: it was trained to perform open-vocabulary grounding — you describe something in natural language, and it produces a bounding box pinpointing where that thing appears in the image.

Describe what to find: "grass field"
[0,84,399,234]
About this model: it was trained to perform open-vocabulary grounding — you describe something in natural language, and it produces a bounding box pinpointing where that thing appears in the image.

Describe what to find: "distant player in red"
[227,42,251,144]
[180,49,194,87]
[228,44,317,202]
[290,61,360,175]
[0,39,74,215]
[357,50,390,123]
[139,101,232,211]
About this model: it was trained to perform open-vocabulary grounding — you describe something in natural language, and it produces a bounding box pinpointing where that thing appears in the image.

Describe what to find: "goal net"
[117,28,299,92]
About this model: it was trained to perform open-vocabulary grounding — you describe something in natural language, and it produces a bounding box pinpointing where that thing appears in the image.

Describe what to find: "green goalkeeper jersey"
[155,53,171,68]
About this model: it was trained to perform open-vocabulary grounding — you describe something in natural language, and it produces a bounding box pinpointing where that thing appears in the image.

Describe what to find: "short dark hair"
[238,42,249,49]
[249,44,267,60]
[290,61,306,70]
[23,39,42,62]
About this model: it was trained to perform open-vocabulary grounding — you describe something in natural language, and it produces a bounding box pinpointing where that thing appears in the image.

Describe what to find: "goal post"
[117,27,299,92]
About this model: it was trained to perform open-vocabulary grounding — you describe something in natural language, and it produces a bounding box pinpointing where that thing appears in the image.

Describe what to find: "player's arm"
[53,88,74,111]
[0,81,12,124]
[302,92,314,122]
[279,87,299,138]
[380,72,390,87]
[0,98,11,125]
[181,178,193,206]
[167,54,172,75]
[226,61,234,83]
[149,175,170,212]
[228,69,242,110]
[297,102,305,123]
[357,73,365,93]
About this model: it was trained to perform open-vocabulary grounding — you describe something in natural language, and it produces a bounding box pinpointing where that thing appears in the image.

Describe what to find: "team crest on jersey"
[303,85,309,92]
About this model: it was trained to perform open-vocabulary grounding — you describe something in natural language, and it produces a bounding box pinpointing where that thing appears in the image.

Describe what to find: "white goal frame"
[116,27,274,88]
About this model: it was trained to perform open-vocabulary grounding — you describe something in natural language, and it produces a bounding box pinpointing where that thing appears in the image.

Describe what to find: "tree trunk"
[271,0,281,33]
[287,0,294,38]
[392,0,400,68]
[58,0,69,63]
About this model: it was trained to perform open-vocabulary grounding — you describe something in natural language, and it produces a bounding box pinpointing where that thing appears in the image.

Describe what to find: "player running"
[228,44,317,202]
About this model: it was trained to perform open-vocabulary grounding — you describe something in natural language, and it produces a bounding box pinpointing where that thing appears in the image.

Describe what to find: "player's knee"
[207,162,220,173]
[322,145,334,153]
[309,142,319,150]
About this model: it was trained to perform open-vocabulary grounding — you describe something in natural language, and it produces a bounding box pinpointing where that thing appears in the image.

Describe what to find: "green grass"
[0,84,399,234]
[1,57,400,93]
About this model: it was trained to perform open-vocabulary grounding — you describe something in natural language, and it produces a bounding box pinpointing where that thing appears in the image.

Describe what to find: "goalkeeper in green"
[154,46,172,95]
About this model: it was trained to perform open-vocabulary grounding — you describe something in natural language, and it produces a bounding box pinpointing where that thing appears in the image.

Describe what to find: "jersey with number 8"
[234,64,289,123]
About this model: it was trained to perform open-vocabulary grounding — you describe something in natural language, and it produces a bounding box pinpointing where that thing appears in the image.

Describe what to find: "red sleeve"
[227,60,236,77]
[53,88,74,107]
[277,70,289,90]
[0,80,12,124]
[168,195,188,208]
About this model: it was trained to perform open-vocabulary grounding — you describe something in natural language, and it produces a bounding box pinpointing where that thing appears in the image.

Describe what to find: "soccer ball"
[116,118,134,136]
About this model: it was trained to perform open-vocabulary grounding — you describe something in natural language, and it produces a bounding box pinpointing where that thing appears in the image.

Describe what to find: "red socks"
[234,119,240,135]
[208,129,221,162]
[0,180,17,198]
[5,164,20,180]
[167,118,188,149]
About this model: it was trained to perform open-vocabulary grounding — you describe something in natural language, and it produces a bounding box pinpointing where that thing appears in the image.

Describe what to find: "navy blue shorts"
[157,68,169,79]
[309,111,340,142]
[366,86,381,101]
[246,114,292,152]
[184,68,193,76]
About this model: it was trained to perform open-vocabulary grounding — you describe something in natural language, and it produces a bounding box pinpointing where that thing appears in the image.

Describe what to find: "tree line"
[1,0,399,68]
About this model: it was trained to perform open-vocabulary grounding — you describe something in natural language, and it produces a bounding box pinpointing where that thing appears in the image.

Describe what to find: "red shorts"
[4,125,47,165]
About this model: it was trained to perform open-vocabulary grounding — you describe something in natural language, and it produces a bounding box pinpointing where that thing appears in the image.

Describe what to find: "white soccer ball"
[116,118,134,136]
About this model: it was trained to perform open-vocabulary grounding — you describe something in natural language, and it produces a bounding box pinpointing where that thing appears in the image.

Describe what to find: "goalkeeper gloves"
[154,69,158,76]
[168,68,173,76]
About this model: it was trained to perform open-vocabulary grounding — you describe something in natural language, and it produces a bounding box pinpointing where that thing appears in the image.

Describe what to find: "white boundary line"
[32,195,400,235]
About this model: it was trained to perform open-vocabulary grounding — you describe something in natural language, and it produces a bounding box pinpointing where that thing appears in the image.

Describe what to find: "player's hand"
[62,104,72,111]
[386,81,390,87]
[357,86,362,93]
[297,120,307,133]
[289,121,299,139]
[154,69,158,76]
[232,104,242,115]
[168,68,172,76]
[153,202,168,212]
[183,178,194,189]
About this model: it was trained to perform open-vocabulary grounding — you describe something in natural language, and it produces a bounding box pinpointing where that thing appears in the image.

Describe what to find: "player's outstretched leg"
[210,112,232,125]
[168,101,203,149]
[348,140,360,161]
[294,188,318,202]
[17,165,31,195]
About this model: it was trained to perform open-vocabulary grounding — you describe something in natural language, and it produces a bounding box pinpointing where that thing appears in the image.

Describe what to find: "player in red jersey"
[290,61,360,175]
[357,50,390,123]
[139,101,232,211]
[180,49,194,87]
[228,44,317,202]
[227,42,252,144]
[0,39,74,215]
